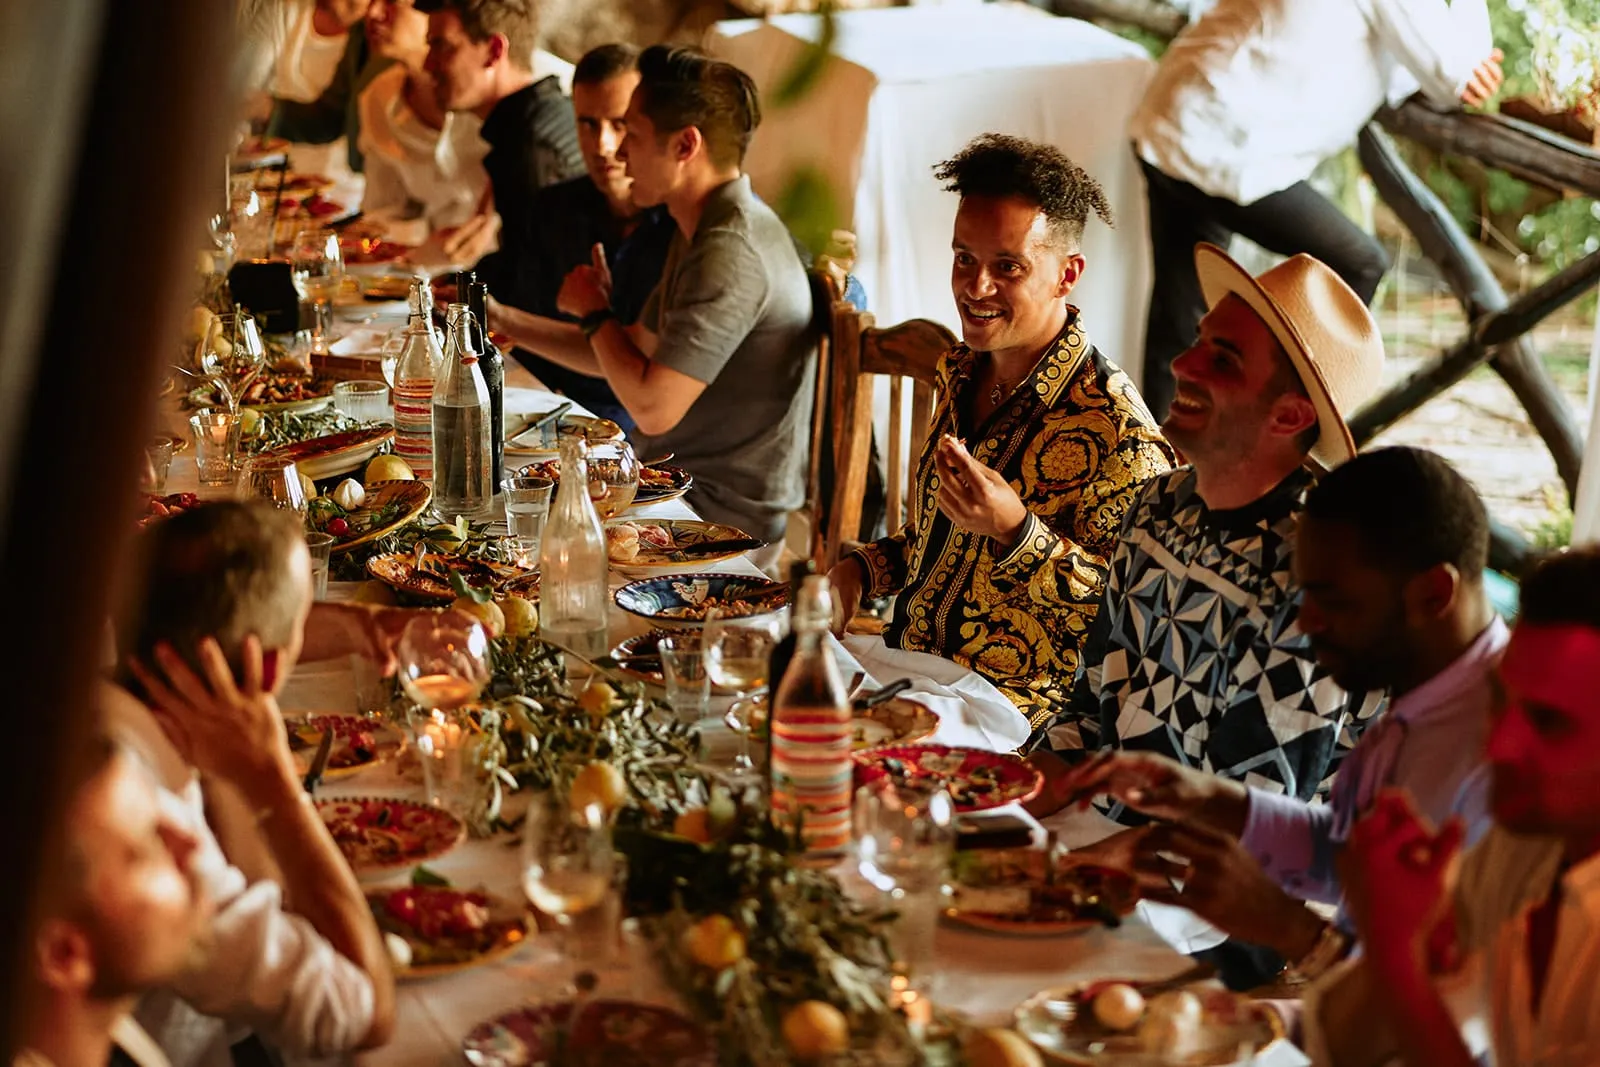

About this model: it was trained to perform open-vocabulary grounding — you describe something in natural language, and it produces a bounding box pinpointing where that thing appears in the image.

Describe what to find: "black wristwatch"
[579,307,616,338]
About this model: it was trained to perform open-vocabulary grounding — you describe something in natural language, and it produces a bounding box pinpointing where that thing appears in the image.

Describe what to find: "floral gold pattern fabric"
[848,310,1175,731]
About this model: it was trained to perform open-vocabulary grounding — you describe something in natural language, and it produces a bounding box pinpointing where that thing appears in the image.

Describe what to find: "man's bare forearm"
[1368,947,1476,1067]
[491,303,604,375]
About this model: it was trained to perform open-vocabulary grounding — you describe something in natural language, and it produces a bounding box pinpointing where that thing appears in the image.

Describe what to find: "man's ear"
[485,32,508,67]
[1405,563,1461,625]
[1267,392,1318,441]
[1056,252,1086,299]
[34,918,94,996]
[260,647,285,693]
[675,126,704,165]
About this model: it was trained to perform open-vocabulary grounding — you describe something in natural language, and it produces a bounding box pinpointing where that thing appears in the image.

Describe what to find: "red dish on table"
[853,743,1044,813]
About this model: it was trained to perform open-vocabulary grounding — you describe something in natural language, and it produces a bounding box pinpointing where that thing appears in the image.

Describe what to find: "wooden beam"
[1379,100,1600,199]
[1353,126,1588,497]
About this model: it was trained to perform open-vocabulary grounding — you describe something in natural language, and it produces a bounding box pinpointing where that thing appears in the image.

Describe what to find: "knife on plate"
[302,729,335,793]
[851,677,913,711]
[508,402,572,445]
[675,537,766,557]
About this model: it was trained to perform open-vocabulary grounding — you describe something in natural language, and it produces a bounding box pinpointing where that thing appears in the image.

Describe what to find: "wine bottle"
[392,279,442,482]
[466,275,505,490]
[770,575,852,854]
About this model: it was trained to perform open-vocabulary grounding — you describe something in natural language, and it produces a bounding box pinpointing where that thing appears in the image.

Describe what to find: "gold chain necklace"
[988,375,1012,406]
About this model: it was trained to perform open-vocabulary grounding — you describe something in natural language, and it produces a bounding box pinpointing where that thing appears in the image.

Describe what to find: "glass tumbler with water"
[502,474,553,547]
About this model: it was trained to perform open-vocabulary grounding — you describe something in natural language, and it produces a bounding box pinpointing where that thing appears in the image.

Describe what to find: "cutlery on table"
[851,677,913,711]
[508,402,572,445]
[302,728,335,794]
[675,537,767,558]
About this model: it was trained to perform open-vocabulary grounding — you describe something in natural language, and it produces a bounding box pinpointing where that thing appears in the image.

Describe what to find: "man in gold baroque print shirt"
[828,135,1175,731]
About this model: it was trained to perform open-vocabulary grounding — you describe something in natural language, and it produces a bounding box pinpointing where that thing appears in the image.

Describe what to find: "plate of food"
[462,1000,714,1067]
[516,457,693,506]
[309,479,433,553]
[945,849,1139,935]
[504,413,622,458]
[743,695,940,751]
[1013,979,1284,1066]
[286,714,400,780]
[278,172,335,199]
[359,273,414,301]
[139,492,201,529]
[340,235,412,268]
[260,426,394,481]
[315,796,465,876]
[279,192,346,220]
[613,573,787,629]
[853,744,1043,814]
[605,519,762,571]
[233,135,289,162]
[369,886,528,980]
[366,550,522,604]
[190,370,337,414]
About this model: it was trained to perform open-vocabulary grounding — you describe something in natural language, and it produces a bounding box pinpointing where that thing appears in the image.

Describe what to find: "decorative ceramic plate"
[285,714,400,781]
[503,413,615,457]
[261,426,394,481]
[516,458,693,506]
[315,796,465,875]
[1013,980,1284,1065]
[853,744,1044,814]
[613,573,787,629]
[367,886,528,980]
[606,519,762,572]
[462,1000,715,1067]
[325,479,432,553]
[945,850,1139,935]
[365,550,520,604]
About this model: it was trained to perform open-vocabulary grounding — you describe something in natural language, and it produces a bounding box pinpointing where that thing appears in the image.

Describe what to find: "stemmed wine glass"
[290,227,344,358]
[238,455,308,516]
[195,311,267,414]
[521,793,615,1004]
[706,608,782,780]
[397,613,492,813]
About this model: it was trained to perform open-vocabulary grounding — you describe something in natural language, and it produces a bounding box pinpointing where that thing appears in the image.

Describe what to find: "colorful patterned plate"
[613,573,787,629]
[315,796,465,876]
[1014,980,1284,1065]
[606,519,762,572]
[285,714,400,781]
[367,887,528,981]
[504,414,617,457]
[326,479,433,553]
[853,744,1043,814]
[365,550,518,602]
[945,850,1139,935]
[261,426,394,481]
[462,1000,714,1067]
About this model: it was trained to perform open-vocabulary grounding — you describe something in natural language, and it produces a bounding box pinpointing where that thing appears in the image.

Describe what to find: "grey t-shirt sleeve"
[651,229,770,385]
[640,280,664,335]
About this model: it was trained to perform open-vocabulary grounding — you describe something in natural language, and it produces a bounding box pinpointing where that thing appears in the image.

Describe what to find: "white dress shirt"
[135,779,375,1067]
[1130,0,1492,204]
[356,65,490,241]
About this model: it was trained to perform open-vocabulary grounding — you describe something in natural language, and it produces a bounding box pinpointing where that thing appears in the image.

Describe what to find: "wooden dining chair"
[822,305,955,571]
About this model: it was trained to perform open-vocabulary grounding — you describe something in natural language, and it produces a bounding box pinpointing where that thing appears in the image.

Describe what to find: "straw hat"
[1194,243,1385,470]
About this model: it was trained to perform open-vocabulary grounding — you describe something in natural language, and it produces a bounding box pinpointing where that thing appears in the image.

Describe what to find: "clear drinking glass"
[706,610,781,778]
[240,455,309,516]
[379,328,407,388]
[409,706,490,818]
[142,437,176,494]
[396,613,491,712]
[578,434,640,520]
[522,794,616,991]
[189,411,241,488]
[853,781,956,982]
[196,311,267,413]
[291,227,344,356]
[658,634,710,723]
[304,531,336,600]
[333,379,391,423]
[502,475,554,545]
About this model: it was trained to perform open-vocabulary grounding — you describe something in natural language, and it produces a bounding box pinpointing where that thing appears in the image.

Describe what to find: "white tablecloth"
[709,4,1156,383]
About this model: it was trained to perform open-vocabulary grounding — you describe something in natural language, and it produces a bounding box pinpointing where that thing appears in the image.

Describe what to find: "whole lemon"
[364,454,414,486]
[425,521,467,552]
[452,596,505,639]
[672,807,713,844]
[296,471,316,501]
[568,760,627,817]
[577,680,618,723]
[780,1001,850,1061]
[496,596,538,637]
[681,914,746,970]
[962,1028,1043,1067]
[239,407,263,437]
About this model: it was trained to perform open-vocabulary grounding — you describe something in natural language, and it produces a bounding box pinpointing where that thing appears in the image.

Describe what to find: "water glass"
[565,852,629,971]
[658,634,710,723]
[189,411,241,488]
[142,437,176,494]
[409,706,490,818]
[333,379,391,423]
[291,227,343,356]
[501,475,553,544]
[240,455,309,516]
[304,531,336,600]
[521,794,616,991]
[502,535,540,571]
[854,781,956,981]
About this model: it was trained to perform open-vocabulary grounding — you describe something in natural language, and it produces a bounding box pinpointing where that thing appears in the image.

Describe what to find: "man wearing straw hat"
[1028,242,1385,812]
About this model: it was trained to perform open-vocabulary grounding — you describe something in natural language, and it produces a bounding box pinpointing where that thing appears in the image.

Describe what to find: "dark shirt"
[492,176,675,429]
[267,25,390,173]
[473,77,583,299]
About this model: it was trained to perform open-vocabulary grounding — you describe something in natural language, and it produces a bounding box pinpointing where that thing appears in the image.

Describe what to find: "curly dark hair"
[934,133,1113,250]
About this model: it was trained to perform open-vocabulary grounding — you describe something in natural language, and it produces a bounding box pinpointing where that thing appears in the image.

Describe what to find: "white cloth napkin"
[839,635,1031,752]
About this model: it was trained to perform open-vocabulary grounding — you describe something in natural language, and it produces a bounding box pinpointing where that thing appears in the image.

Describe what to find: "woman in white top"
[1129,0,1504,419]
[355,0,490,248]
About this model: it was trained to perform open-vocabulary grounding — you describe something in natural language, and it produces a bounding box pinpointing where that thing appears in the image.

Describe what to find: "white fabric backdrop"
[710,4,1157,384]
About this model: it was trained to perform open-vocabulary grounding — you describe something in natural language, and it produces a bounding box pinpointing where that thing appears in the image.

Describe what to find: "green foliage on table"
[243,407,382,455]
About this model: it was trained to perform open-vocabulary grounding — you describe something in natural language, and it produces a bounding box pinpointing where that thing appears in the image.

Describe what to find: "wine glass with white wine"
[706,609,781,780]
[290,226,344,358]
[521,793,615,1000]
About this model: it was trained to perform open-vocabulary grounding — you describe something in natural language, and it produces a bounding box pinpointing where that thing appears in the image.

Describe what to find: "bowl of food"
[612,573,787,629]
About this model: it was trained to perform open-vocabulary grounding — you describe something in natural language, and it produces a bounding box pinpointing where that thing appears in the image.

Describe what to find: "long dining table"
[166,365,1305,1065]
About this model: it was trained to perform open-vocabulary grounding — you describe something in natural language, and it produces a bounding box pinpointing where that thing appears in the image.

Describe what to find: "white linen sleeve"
[1359,0,1492,108]
[163,783,376,1057]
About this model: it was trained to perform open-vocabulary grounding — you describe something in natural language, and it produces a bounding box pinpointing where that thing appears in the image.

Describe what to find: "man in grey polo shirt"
[537,44,814,555]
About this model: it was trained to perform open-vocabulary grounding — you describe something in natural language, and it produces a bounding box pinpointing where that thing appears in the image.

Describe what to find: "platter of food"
[515,457,692,506]
[191,370,336,414]
[852,744,1043,814]
[365,550,522,604]
[340,235,412,267]
[285,714,399,780]
[605,519,761,571]
[945,850,1139,935]
[504,414,620,458]
[462,1000,714,1067]
[260,426,393,481]
[612,573,787,629]
[139,492,201,529]
[368,886,528,980]
[309,479,432,552]
[315,796,465,876]
[1013,979,1284,1065]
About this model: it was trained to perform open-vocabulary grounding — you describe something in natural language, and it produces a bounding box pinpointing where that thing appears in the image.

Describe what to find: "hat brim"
[1194,243,1356,470]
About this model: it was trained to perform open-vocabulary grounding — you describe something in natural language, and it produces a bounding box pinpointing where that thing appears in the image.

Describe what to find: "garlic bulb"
[330,478,366,510]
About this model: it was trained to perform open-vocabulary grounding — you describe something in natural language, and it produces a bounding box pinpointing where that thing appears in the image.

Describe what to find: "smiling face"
[1487,623,1600,839]
[424,9,497,113]
[950,194,1081,361]
[366,0,428,61]
[574,72,641,209]
[1163,295,1315,471]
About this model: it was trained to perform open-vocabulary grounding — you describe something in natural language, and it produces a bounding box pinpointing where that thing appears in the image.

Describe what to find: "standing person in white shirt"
[356,0,492,253]
[1130,0,1504,419]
